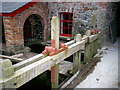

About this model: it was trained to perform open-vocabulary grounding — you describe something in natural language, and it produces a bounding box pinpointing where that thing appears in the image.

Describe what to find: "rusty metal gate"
[23,14,43,46]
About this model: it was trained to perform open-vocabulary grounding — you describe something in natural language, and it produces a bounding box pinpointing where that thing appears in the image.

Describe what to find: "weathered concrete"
[75,43,118,88]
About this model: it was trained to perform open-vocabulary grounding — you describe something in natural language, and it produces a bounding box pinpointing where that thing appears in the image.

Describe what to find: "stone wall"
[104,2,119,43]
[48,2,119,43]
[2,2,50,53]
[48,2,108,38]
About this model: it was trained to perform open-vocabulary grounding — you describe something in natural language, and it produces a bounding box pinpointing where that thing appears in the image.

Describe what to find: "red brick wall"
[3,2,50,52]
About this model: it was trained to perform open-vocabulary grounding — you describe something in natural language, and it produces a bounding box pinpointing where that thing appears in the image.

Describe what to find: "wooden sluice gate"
[0,16,102,89]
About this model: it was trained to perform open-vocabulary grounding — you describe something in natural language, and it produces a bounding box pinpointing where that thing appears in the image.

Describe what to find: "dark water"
[17,71,67,90]
[17,71,51,90]
[28,44,45,53]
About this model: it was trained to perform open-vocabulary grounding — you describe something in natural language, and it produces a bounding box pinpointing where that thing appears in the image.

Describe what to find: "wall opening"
[23,14,43,46]
[1,17,6,44]
[59,12,73,37]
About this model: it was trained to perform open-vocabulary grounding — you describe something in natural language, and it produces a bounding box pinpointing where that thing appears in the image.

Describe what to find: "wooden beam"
[0,30,101,89]
[0,55,23,62]
[89,34,98,42]
[12,40,77,71]
[92,14,96,29]
[0,59,14,78]
[65,40,75,46]
[82,35,88,43]
[10,54,23,58]
[51,16,60,49]
[2,39,85,88]
[85,30,91,37]
[97,31,102,49]
[73,34,82,74]
[51,64,59,89]
[84,31,99,63]
[13,54,47,71]
[51,16,60,89]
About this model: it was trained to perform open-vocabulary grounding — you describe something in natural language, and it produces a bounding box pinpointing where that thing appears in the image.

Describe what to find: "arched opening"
[23,14,43,46]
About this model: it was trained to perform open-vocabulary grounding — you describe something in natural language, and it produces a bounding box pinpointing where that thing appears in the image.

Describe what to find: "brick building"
[0,1,119,54]
[48,2,100,39]
[48,2,119,43]
[1,2,50,54]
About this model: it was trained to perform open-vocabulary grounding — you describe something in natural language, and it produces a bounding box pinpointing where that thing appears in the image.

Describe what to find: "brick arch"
[14,3,49,44]
[20,11,46,31]
[23,14,44,46]
[2,2,49,53]
[17,10,48,43]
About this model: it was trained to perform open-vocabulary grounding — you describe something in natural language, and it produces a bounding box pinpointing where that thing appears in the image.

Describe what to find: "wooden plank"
[51,16,60,48]
[3,40,85,88]
[82,35,88,43]
[92,14,96,29]
[89,34,98,43]
[10,54,23,58]
[85,30,91,37]
[91,41,95,57]
[93,39,98,56]
[73,34,82,74]
[0,59,14,78]
[84,32,100,63]
[0,55,24,62]
[13,54,47,71]
[65,40,75,46]
[97,31,102,49]
[84,42,92,63]
[73,51,81,73]
[12,40,77,71]
[51,64,59,89]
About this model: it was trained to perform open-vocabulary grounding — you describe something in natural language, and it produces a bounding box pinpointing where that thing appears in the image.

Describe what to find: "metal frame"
[59,12,73,37]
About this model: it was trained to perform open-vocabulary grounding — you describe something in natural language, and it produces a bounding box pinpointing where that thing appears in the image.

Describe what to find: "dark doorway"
[109,3,120,43]
[23,14,43,46]
[1,17,6,44]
